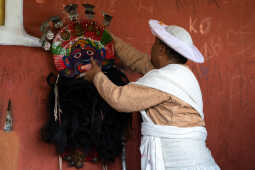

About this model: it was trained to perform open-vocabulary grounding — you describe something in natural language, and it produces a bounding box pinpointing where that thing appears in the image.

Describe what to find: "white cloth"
[133,64,204,119]
[140,111,220,170]
[133,64,220,170]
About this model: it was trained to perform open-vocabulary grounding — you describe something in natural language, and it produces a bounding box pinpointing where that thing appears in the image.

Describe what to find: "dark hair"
[41,67,132,167]
[159,40,188,64]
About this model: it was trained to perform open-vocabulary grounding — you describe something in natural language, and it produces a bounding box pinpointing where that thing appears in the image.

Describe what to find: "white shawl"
[132,64,220,170]
[133,64,204,119]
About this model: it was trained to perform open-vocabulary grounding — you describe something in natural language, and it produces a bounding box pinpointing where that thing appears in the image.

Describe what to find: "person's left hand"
[77,58,101,82]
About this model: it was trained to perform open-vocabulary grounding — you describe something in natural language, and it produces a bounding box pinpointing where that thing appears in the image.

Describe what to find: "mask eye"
[73,52,82,59]
[86,50,95,56]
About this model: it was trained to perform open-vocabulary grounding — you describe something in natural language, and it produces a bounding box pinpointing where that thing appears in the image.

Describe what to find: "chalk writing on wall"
[226,30,255,58]
[188,16,222,61]
[201,37,222,61]
[239,62,255,112]
[189,16,212,35]
[136,0,154,14]
[176,0,220,9]
[35,0,45,4]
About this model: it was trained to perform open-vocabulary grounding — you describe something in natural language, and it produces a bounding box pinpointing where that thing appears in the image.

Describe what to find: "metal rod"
[121,140,127,170]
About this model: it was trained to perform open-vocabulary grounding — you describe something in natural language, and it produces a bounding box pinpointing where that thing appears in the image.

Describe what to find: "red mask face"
[51,20,115,77]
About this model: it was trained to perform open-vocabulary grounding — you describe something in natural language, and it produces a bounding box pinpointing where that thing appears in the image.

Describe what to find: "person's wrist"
[93,70,101,80]
[92,70,102,83]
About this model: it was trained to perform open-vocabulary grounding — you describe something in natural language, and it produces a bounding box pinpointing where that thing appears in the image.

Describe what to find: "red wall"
[0,0,255,170]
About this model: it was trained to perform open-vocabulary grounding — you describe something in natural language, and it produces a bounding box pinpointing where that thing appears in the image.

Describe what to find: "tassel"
[102,164,108,170]
[54,74,60,121]
[55,75,63,170]
[59,155,63,170]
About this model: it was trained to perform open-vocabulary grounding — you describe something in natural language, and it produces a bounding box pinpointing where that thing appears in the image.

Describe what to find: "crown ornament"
[40,3,114,78]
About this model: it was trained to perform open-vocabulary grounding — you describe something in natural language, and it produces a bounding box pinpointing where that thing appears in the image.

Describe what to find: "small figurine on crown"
[40,4,131,169]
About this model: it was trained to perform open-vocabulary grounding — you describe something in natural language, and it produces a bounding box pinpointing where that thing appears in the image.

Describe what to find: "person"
[82,19,220,170]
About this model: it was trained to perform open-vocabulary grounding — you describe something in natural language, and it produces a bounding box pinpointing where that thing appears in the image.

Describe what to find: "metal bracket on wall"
[0,0,41,47]
[3,100,13,132]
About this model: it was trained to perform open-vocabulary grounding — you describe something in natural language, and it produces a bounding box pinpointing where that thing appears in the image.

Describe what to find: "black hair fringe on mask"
[41,66,132,166]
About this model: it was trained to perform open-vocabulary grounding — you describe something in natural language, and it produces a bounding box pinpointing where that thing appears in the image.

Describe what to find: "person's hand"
[77,58,101,82]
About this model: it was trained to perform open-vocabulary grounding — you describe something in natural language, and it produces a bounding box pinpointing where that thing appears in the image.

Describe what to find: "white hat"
[149,19,204,63]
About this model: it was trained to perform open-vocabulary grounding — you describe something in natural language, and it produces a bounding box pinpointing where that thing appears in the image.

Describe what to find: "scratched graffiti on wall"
[189,13,255,62]
[226,29,255,58]
[176,0,220,9]
[0,66,48,87]
[188,16,223,61]
[35,0,45,4]
[0,66,49,108]
[136,0,154,14]
[239,61,255,113]
[0,68,29,86]
[189,16,212,35]
[52,0,119,14]
[0,102,3,125]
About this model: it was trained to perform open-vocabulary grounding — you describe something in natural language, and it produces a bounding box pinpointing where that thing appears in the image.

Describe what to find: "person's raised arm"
[111,34,154,75]
[82,58,169,113]
[93,72,170,112]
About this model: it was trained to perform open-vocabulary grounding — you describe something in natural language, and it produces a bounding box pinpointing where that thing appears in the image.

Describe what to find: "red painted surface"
[0,0,254,170]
